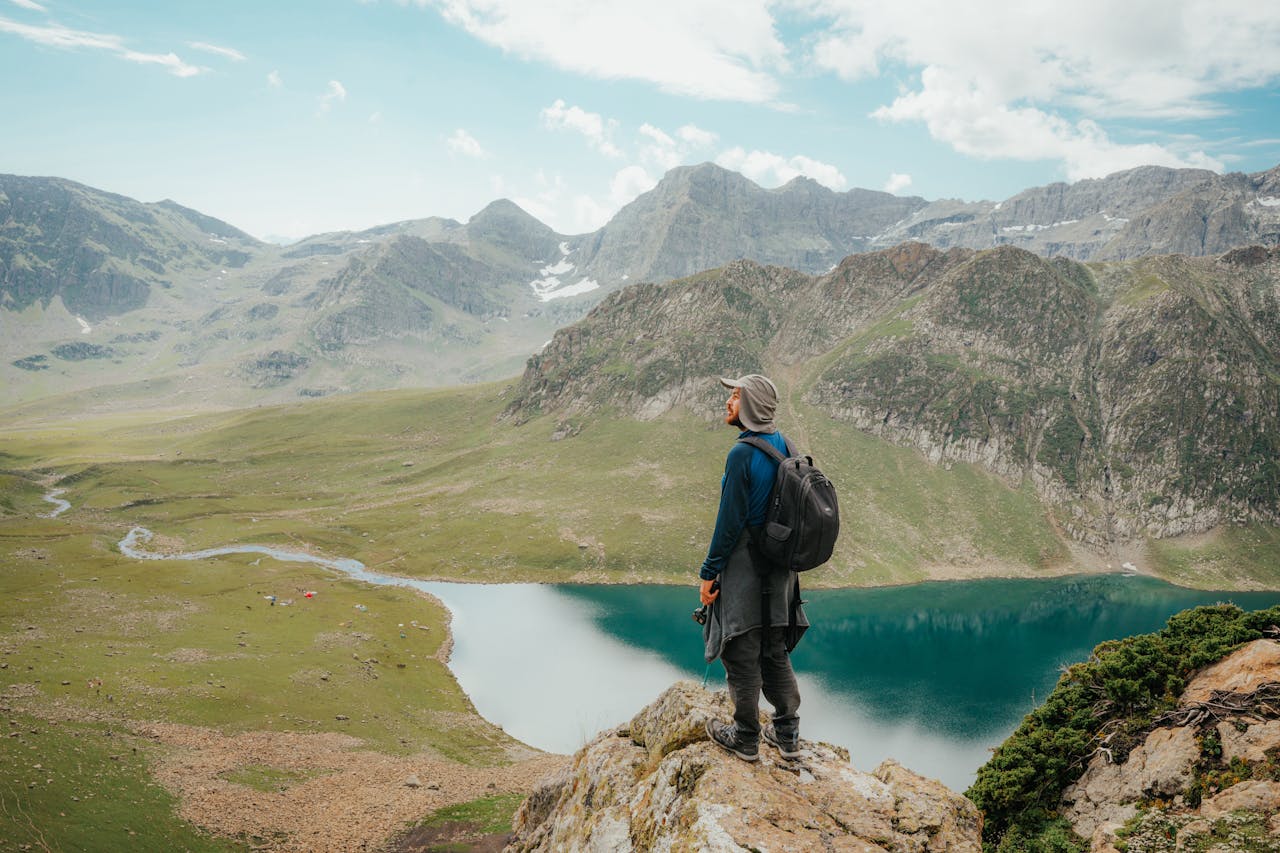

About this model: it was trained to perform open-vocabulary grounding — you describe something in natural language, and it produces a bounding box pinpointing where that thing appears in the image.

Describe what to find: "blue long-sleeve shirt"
[699,430,789,580]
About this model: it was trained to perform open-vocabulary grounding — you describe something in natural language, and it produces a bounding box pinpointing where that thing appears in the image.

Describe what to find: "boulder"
[1200,781,1280,819]
[1218,719,1280,764]
[509,680,982,852]
[1062,725,1198,838]
[1183,640,1280,704]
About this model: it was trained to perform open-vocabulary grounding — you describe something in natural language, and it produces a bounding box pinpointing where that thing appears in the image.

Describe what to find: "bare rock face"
[1061,640,1280,850]
[1062,726,1199,838]
[508,680,983,852]
[1183,640,1280,703]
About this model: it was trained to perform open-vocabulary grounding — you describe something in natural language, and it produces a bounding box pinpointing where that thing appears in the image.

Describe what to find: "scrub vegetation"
[967,603,1280,852]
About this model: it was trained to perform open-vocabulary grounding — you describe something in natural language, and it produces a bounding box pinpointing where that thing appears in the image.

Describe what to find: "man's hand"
[700,578,720,605]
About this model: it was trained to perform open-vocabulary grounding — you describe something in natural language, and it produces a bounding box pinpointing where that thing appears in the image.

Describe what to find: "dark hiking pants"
[720,625,800,743]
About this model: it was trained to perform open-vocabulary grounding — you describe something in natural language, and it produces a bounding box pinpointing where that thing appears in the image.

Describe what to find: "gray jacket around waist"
[703,532,808,663]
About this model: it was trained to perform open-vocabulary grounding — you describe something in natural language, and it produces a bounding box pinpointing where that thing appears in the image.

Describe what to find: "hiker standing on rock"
[699,374,809,762]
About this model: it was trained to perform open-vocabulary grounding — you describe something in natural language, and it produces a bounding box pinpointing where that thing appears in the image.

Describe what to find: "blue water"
[114,526,1280,791]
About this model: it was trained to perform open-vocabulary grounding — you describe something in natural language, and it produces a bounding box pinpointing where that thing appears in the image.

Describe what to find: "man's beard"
[726,415,743,428]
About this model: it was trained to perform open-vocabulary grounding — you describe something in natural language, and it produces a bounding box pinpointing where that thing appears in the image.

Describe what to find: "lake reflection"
[423,576,1280,791]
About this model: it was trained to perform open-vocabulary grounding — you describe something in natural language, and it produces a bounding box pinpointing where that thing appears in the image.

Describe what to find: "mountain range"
[2,161,1278,414]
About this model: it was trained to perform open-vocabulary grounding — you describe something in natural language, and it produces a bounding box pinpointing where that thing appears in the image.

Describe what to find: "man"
[700,373,808,762]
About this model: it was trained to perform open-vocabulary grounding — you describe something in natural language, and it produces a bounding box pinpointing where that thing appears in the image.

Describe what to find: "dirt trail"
[769,362,812,452]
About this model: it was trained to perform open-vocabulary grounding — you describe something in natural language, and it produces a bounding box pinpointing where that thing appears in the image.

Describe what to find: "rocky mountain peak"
[509,681,982,851]
[152,198,260,243]
[467,197,540,227]
[464,197,563,260]
[774,174,826,196]
[663,160,746,186]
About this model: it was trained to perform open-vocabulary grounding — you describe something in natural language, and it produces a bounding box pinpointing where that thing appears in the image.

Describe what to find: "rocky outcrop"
[1062,640,1280,851]
[239,349,311,388]
[1098,166,1280,260]
[508,681,982,851]
[0,174,260,319]
[872,165,1222,261]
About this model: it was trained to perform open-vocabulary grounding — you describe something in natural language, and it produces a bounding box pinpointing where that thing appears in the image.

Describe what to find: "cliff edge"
[507,680,982,851]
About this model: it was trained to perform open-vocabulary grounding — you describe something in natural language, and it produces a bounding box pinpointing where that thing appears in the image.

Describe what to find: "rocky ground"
[1064,639,1280,852]
[140,722,567,852]
[510,681,983,851]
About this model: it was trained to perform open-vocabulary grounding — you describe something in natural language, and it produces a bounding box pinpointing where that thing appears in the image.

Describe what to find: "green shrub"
[966,603,1280,850]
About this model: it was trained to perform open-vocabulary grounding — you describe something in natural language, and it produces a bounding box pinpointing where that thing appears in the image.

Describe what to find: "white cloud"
[511,171,570,231]
[8,0,46,11]
[872,66,1224,180]
[797,0,1279,178]
[638,121,717,172]
[540,99,622,158]
[267,70,283,88]
[715,147,848,190]
[188,41,246,62]
[639,123,675,148]
[610,165,658,204]
[0,16,202,76]
[448,128,487,158]
[120,49,202,77]
[506,163,662,234]
[678,124,719,147]
[318,79,346,113]
[802,1,1280,116]
[425,0,786,103]
[883,172,912,194]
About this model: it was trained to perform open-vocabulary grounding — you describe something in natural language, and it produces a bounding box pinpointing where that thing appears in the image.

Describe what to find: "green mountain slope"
[508,242,1280,559]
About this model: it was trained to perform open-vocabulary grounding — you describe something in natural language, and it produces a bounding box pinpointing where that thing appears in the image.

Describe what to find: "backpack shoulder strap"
[737,434,789,463]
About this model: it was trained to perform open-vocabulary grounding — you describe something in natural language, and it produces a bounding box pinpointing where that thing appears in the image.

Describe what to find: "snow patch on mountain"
[1002,219,1080,233]
[529,242,599,301]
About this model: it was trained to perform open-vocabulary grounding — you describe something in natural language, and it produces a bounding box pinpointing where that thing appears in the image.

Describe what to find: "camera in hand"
[692,579,719,624]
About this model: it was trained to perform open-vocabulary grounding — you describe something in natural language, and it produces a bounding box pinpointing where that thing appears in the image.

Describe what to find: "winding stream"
[39,488,70,518]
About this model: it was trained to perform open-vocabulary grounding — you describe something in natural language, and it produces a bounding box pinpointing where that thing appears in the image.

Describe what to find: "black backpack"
[738,435,839,573]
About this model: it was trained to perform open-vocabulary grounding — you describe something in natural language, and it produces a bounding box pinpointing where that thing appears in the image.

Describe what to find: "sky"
[2,1,1279,243]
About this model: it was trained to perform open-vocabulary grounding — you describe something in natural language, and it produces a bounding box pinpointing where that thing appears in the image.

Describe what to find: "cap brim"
[719,377,741,389]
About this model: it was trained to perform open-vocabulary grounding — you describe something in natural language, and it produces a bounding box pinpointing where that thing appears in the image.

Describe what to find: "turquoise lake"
[423,575,1280,792]
[110,527,1280,793]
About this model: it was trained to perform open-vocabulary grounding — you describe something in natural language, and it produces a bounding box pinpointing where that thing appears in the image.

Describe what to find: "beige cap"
[719,374,778,433]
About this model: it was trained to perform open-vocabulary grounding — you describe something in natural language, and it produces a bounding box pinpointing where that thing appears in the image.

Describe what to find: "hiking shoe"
[705,719,758,762]
[763,724,802,759]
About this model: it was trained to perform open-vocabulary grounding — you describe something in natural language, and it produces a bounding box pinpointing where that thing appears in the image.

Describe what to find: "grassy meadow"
[3,379,1278,848]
